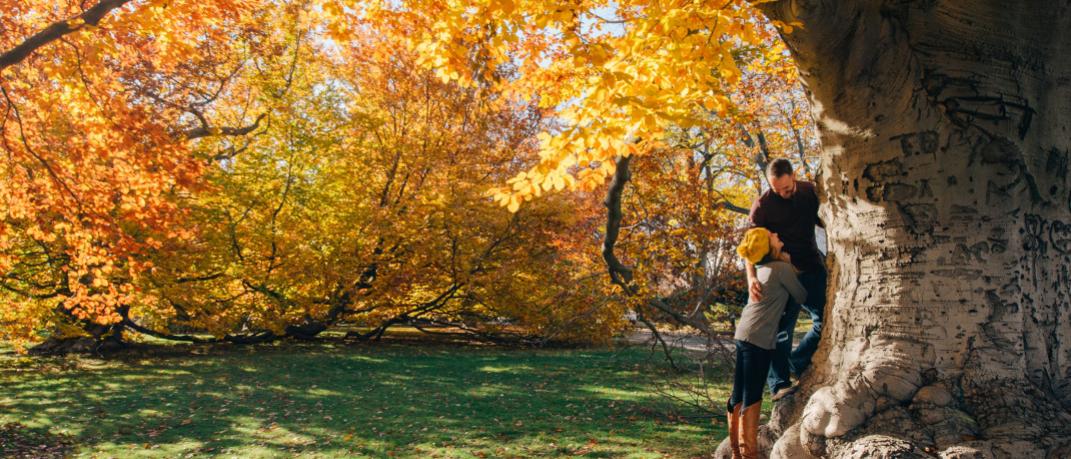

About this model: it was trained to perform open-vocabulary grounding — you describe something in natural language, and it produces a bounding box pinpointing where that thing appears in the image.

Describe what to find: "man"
[747,158,826,400]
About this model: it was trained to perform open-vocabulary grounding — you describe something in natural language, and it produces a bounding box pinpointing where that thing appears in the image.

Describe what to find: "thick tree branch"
[603,155,635,288]
[0,0,133,71]
[121,315,220,344]
[714,199,750,216]
[184,113,267,140]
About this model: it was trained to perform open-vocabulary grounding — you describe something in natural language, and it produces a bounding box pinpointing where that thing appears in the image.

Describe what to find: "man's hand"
[748,277,763,302]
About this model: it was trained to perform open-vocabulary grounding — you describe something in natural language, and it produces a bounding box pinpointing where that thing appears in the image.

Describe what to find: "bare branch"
[637,312,680,371]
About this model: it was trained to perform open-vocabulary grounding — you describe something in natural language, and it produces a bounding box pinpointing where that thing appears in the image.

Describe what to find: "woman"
[728,227,807,459]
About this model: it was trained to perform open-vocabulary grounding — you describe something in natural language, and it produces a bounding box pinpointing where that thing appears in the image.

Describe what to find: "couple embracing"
[726,159,828,459]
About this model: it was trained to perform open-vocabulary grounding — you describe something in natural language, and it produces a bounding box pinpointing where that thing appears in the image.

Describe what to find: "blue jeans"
[767,267,827,394]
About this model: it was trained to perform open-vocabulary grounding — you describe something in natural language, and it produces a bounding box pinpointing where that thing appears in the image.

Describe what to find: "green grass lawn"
[0,338,735,458]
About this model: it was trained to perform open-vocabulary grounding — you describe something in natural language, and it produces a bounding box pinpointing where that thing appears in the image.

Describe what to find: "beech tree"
[750,2,1071,457]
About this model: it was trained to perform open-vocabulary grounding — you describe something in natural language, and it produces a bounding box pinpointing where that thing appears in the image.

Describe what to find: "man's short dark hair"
[766,158,794,178]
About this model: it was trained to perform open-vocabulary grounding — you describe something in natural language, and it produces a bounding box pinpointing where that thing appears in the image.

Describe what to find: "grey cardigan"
[734,261,807,350]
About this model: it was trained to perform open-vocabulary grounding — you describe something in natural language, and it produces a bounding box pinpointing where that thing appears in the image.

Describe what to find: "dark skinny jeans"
[728,340,773,411]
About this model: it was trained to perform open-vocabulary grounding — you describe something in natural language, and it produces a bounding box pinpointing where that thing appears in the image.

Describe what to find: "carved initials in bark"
[714,1,1071,457]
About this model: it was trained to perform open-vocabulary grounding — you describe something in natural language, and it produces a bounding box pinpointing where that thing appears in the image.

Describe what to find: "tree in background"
[1,2,625,350]
[142,24,624,345]
[0,0,270,351]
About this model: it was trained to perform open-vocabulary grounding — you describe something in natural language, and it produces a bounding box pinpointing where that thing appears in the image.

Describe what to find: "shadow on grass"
[0,341,726,458]
[0,422,77,458]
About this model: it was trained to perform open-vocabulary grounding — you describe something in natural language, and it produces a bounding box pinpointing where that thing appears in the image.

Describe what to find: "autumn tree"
[132,22,624,346]
[0,0,270,352]
[2,1,626,351]
[380,0,1071,456]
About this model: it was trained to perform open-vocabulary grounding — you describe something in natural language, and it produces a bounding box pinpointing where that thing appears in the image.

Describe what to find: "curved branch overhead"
[0,0,133,71]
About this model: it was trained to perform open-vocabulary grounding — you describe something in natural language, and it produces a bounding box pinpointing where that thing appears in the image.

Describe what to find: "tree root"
[714,336,1071,458]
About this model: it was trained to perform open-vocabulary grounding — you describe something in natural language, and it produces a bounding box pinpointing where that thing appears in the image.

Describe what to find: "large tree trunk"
[725,1,1071,457]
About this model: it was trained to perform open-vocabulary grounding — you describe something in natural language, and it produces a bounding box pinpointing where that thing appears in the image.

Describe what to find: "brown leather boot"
[727,403,743,458]
[739,402,762,459]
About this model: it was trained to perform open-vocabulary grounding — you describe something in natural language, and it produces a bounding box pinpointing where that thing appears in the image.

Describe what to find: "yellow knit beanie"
[737,227,771,265]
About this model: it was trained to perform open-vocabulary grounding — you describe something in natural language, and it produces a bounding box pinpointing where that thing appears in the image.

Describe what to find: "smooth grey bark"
[718,1,1071,457]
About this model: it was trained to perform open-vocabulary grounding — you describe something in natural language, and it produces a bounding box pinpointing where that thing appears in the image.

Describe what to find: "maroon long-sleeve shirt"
[748,180,824,273]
